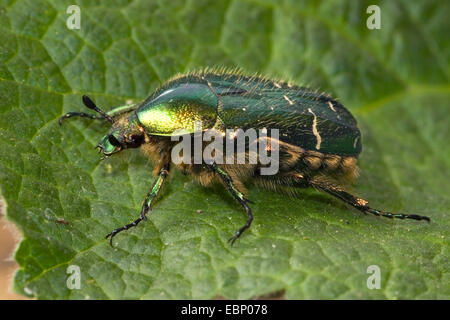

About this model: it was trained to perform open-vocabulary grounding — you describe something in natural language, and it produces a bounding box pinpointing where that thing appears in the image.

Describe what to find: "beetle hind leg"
[285,173,430,222]
[308,179,431,222]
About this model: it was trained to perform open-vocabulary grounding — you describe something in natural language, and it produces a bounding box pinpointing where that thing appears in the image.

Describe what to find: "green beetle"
[60,68,430,245]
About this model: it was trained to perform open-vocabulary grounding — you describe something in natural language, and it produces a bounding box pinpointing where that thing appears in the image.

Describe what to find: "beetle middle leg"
[105,163,170,245]
[208,163,253,245]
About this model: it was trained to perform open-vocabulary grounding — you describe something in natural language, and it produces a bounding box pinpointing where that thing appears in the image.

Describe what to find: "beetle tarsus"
[228,234,239,246]
[228,207,253,246]
[364,207,431,222]
[105,216,144,246]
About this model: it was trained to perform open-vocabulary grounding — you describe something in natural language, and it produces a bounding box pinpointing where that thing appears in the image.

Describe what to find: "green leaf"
[0,0,448,299]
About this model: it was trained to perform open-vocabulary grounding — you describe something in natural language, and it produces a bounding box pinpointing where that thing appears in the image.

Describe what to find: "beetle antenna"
[82,95,114,124]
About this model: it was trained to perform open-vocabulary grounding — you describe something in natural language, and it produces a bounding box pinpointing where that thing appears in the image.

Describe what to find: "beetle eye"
[108,135,121,147]
[128,134,144,147]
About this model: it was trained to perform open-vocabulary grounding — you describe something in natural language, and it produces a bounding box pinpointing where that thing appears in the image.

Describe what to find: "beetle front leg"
[105,164,170,246]
[208,164,253,245]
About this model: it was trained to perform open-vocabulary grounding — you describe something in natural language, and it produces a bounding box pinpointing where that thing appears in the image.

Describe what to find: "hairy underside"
[140,134,359,197]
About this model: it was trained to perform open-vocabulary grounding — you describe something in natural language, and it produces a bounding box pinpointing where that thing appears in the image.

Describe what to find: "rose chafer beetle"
[59,68,430,246]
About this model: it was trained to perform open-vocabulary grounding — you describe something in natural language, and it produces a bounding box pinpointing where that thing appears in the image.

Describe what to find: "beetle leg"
[105,164,170,246]
[308,180,431,222]
[208,163,253,245]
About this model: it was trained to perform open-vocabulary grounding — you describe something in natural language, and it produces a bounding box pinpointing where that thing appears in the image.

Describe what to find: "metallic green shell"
[136,82,217,135]
[136,70,362,156]
[210,72,361,156]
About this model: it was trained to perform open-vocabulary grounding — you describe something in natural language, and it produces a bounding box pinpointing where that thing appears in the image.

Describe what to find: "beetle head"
[78,95,145,159]
[96,117,145,159]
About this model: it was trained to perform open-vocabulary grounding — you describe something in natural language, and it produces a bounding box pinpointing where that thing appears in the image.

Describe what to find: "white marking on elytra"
[308,108,322,150]
[274,82,281,88]
[328,101,336,112]
[156,88,175,98]
[284,95,294,105]
[353,136,359,149]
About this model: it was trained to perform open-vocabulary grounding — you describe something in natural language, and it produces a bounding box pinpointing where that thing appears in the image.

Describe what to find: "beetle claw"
[228,234,239,246]
[105,232,115,247]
